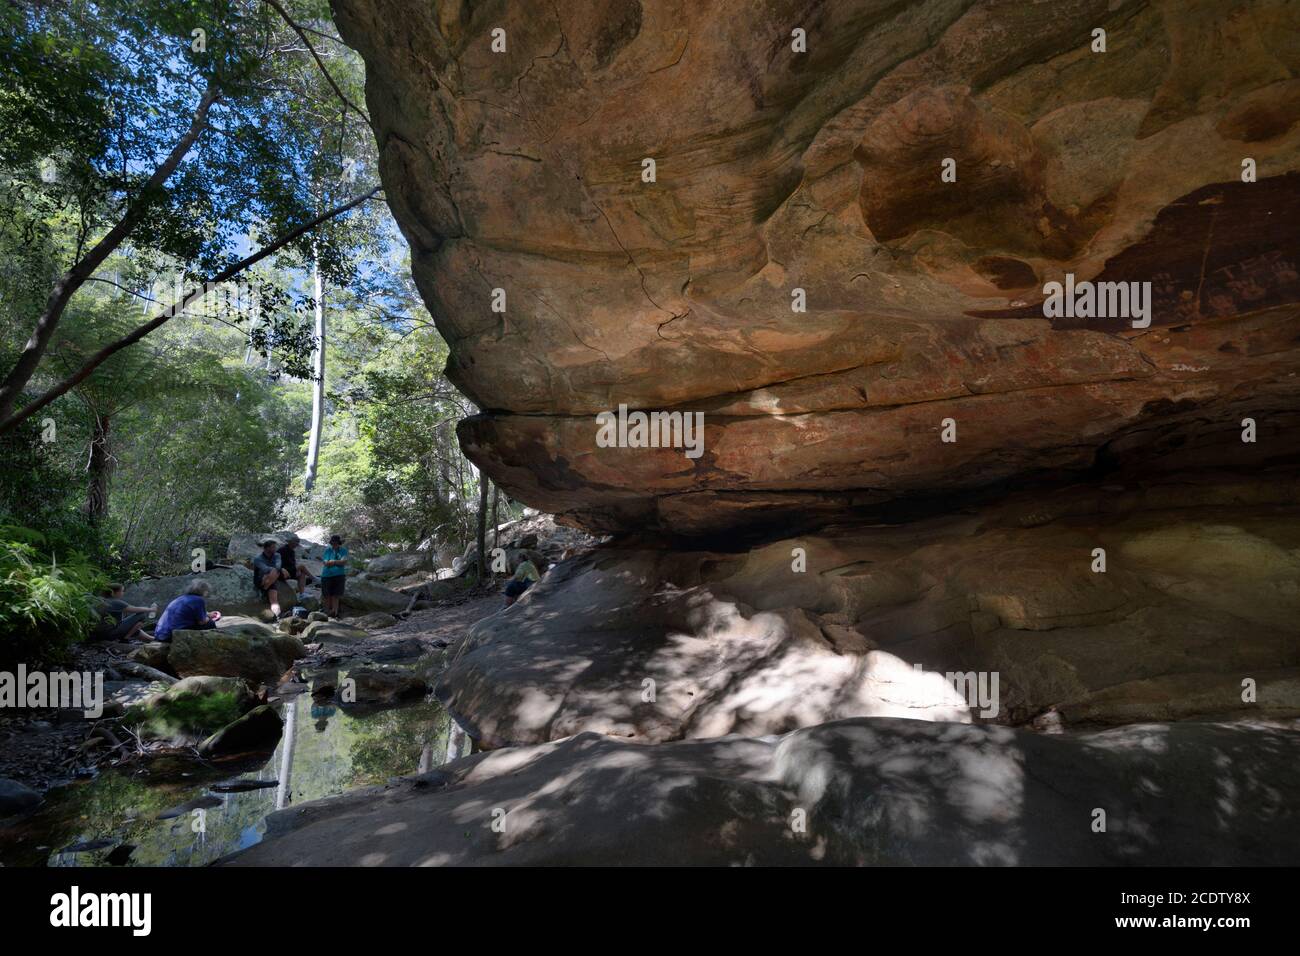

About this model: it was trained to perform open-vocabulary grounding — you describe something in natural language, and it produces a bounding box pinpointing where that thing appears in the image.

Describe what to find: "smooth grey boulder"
[124,567,256,616]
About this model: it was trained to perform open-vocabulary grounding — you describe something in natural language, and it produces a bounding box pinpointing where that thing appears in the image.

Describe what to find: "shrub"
[0,525,106,668]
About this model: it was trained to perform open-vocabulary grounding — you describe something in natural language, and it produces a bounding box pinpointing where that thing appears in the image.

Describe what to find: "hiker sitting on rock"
[153,579,221,643]
[253,538,292,618]
[90,583,154,642]
[320,533,348,619]
[503,556,543,607]
[278,533,314,594]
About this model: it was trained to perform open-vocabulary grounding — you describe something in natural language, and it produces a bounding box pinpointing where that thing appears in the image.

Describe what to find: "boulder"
[344,668,428,706]
[355,612,399,630]
[302,621,369,644]
[228,531,326,565]
[168,618,306,685]
[220,718,1300,866]
[123,567,257,616]
[129,642,171,671]
[437,489,1300,747]
[0,778,42,817]
[308,611,329,623]
[198,704,283,757]
[368,638,427,663]
[364,551,431,579]
[339,578,409,614]
[129,676,258,744]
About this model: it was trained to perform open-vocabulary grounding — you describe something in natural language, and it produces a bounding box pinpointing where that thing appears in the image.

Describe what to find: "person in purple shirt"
[152,579,221,643]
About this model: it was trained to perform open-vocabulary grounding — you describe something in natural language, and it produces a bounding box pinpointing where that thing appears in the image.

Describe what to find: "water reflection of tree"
[348,704,451,785]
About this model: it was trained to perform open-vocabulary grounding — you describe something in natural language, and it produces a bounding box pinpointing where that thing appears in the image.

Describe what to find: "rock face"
[332,0,1300,536]
[220,717,1300,866]
[124,568,257,616]
[437,483,1300,745]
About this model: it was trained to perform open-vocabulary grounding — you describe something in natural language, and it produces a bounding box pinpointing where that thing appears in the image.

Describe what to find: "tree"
[48,299,228,526]
[0,0,380,433]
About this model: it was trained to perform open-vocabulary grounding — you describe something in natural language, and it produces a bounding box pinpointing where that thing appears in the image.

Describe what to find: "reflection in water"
[0,683,450,868]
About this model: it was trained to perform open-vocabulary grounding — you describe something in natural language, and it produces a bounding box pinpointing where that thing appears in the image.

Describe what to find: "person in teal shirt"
[320,534,348,618]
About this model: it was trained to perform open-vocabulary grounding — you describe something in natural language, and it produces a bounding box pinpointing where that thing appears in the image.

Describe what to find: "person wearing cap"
[252,537,291,618]
[278,533,314,595]
[320,533,348,619]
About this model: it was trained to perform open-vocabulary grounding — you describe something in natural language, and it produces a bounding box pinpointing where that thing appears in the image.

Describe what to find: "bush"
[0,526,106,668]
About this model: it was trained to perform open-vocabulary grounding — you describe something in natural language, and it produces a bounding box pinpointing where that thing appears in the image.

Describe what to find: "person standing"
[320,534,348,619]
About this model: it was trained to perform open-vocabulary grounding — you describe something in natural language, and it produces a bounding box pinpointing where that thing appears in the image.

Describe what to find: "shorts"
[503,579,533,598]
[321,575,346,597]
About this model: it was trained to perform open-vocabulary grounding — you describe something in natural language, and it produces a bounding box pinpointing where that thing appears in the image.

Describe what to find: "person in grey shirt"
[252,538,290,618]
[91,583,154,641]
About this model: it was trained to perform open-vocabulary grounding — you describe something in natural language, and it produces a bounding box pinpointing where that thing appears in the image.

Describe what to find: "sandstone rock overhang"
[333,0,1300,535]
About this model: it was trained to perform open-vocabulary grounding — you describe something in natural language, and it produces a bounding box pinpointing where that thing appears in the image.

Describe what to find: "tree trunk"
[475,471,489,580]
[87,411,112,526]
[491,484,500,549]
[304,256,326,491]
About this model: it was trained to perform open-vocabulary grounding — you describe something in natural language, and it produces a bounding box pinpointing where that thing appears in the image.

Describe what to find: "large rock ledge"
[434,482,1300,747]
[332,0,1300,535]
[218,717,1300,866]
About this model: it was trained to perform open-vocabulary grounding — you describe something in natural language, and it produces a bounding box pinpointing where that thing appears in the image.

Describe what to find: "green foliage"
[0,526,106,668]
[124,690,246,739]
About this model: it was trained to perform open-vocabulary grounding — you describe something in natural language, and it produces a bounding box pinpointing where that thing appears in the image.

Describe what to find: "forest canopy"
[0,0,504,641]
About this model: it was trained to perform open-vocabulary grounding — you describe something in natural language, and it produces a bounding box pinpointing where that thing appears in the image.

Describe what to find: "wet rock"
[211,778,278,793]
[0,778,42,816]
[105,844,135,866]
[310,670,338,699]
[308,611,329,623]
[155,794,224,819]
[345,668,428,706]
[198,705,283,757]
